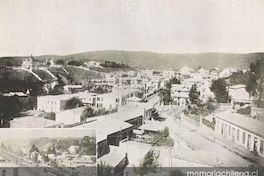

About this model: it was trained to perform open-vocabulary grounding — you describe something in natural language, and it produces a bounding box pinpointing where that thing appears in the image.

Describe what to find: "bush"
[151,127,174,146]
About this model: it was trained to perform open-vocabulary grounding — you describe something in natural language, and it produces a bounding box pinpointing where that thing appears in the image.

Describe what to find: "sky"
[0,0,264,56]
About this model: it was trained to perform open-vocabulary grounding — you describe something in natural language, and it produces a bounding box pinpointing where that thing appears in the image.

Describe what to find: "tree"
[210,78,229,103]
[134,150,159,176]
[159,89,171,105]
[97,161,113,176]
[64,97,83,110]
[55,59,65,65]
[165,77,181,89]
[81,106,95,122]
[29,144,39,154]
[49,85,64,95]
[152,127,174,146]
[189,84,200,105]
[67,60,84,66]
[246,58,264,107]
[0,96,22,127]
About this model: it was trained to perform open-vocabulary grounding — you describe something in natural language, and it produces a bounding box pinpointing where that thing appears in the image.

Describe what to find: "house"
[201,111,264,158]
[138,120,165,135]
[170,84,190,108]
[219,67,237,78]
[85,60,102,68]
[37,94,77,113]
[37,92,96,113]
[78,92,97,106]
[63,85,83,93]
[125,96,142,104]
[74,119,134,146]
[229,84,253,108]
[162,70,176,79]
[98,148,128,176]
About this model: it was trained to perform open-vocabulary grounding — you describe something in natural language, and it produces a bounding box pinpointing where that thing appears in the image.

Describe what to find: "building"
[229,84,253,108]
[63,85,83,93]
[98,148,128,176]
[125,96,142,105]
[56,106,86,126]
[84,60,102,68]
[202,111,264,158]
[138,120,165,135]
[75,119,134,146]
[37,94,77,113]
[170,84,190,108]
[162,70,176,79]
[10,116,63,128]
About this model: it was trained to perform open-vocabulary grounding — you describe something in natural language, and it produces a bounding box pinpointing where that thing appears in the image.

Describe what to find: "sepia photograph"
[0,128,96,175]
[0,0,264,176]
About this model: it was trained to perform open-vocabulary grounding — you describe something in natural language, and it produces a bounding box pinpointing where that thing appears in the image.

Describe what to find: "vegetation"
[201,117,215,130]
[79,136,96,156]
[81,106,117,122]
[0,96,22,127]
[64,97,83,110]
[100,60,130,69]
[134,150,159,176]
[97,161,113,176]
[159,77,181,105]
[210,78,229,103]
[228,71,250,86]
[151,127,174,146]
[44,112,56,121]
[159,88,171,105]
[246,58,264,107]
[55,59,65,65]
[185,98,218,122]
[189,84,201,105]
[67,60,84,66]
[0,68,46,96]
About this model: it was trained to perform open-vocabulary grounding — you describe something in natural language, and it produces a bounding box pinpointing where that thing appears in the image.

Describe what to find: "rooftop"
[74,119,133,136]
[98,148,127,167]
[229,84,247,90]
[139,120,165,132]
[10,116,63,128]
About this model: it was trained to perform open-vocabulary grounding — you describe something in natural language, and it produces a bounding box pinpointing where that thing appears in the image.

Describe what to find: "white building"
[37,94,77,113]
[85,60,102,68]
[203,111,264,158]
[63,85,83,93]
[56,107,86,126]
[170,84,190,108]
[162,70,176,79]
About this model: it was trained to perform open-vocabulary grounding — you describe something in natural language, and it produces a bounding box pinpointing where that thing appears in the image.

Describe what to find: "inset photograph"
[0,128,96,168]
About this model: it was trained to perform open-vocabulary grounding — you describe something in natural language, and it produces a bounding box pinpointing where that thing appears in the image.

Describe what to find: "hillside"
[1,51,264,69]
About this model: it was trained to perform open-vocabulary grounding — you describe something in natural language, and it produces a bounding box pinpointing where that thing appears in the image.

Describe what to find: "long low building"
[202,110,264,158]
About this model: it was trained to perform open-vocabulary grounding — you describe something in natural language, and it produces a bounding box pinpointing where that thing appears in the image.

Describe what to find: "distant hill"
[2,51,264,70]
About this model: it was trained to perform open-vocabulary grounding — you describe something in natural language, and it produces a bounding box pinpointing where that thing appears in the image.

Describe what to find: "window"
[221,123,224,135]
[232,127,235,141]
[242,132,246,144]
[228,126,231,136]
[236,129,240,141]
[247,134,251,149]
[2,170,6,176]
[260,140,264,154]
